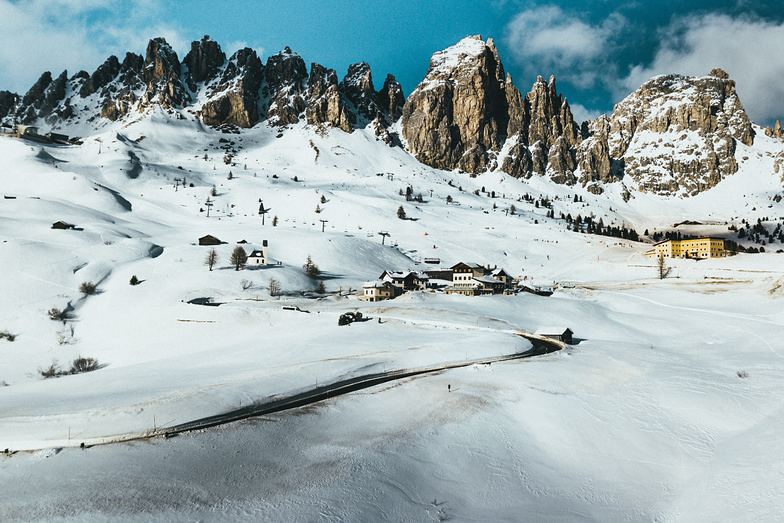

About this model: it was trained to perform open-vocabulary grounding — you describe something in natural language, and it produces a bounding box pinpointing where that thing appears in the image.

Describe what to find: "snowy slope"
[1,109,784,521]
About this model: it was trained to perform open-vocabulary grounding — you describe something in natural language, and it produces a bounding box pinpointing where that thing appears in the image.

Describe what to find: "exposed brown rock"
[80,56,120,97]
[378,74,404,122]
[184,35,226,90]
[141,38,190,108]
[200,48,263,128]
[263,47,308,126]
[607,69,755,195]
[402,36,511,172]
[765,119,783,139]
[305,63,353,132]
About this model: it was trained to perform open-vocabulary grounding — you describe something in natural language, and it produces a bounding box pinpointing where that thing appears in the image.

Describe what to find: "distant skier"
[448,384,451,392]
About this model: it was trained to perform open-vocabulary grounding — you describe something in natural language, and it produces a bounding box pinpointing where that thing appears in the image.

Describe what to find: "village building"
[646,238,726,259]
[247,240,269,265]
[473,275,506,295]
[424,267,454,282]
[198,234,222,246]
[451,262,486,283]
[51,221,76,230]
[360,280,396,301]
[444,280,482,296]
[379,270,429,291]
[490,267,514,287]
[534,327,574,344]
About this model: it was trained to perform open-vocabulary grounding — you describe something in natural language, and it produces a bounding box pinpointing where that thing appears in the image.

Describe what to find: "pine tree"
[397,206,406,219]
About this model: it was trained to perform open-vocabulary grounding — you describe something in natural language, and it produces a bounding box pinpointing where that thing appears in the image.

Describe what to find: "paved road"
[163,334,562,437]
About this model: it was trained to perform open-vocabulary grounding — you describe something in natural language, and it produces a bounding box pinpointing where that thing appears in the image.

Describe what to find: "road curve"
[8,334,563,453]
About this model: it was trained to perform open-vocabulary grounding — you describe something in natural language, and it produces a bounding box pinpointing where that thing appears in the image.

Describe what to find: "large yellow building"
[646,238,726,259]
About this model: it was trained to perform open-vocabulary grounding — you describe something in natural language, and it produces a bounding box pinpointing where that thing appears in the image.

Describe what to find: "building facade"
[647,238,726,259]
[361,281,396,301]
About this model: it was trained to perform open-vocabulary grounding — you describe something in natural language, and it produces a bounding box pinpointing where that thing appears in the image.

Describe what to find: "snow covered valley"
[1,116,784,522]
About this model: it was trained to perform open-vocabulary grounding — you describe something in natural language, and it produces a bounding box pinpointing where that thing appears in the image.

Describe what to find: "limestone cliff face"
[402,36,515,172]
[606,69,754,196]
[184,35,226,90]
[141,38,190,108]
[305,63,353,132]
[100,53,144,121]
[1,34,772,198]
[378,74,404,122]
[262,47,308,126]
[200,48,262,128]
[402,36,587,179]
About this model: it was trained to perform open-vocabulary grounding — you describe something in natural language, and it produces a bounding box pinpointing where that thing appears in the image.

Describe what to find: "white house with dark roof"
[247,240,269,265]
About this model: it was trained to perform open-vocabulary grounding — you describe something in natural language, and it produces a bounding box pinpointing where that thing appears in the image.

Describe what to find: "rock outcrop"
[100,53,144,121]
[262,47,308,126]
[305,63,353,132]
[80,56,121,98]
[378,74,404,122]
[766,119,783,140]
[0,90,18,120]
[606,69,754,195]
[200,48,263,128]
[141,38,190,108]
[184,35,225,90]
[402,36,516,172]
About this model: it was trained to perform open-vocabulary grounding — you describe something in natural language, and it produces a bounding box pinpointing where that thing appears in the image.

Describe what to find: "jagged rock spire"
[184,35,226,89]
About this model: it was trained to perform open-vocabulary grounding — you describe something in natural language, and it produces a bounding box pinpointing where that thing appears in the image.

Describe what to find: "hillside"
[1,33,784,522]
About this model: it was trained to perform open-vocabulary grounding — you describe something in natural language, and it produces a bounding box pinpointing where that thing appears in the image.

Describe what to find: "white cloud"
[570,103,603,124]
[504,5,626,88]
[621,13,784,124]
[0,0,187,93]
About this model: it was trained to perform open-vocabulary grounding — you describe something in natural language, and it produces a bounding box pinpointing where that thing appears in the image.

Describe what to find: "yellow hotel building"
[646,238,727,259]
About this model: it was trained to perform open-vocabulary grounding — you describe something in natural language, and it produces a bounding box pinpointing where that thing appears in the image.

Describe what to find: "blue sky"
[1,0,783,123]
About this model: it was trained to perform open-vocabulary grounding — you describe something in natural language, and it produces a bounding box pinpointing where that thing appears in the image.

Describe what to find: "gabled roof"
[474,275,502,285]
[248,250,265,258]
[491,267,511,277]
[363,280,392,289]
[451,262,484,270]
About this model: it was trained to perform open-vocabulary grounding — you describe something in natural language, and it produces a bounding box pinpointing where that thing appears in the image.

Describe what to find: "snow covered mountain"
[1,33,784,522]
[1,34,782,200]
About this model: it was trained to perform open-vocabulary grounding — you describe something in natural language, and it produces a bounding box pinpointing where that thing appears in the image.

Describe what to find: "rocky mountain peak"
[142,37,190,108]
[341,62,381,123]
[305,62,353,132]
[402,35,512,172]
[263,47,308,126]
[378,74,404,122]
[184,35,226,89]
[200,47,263,128]
[607,69,755,195]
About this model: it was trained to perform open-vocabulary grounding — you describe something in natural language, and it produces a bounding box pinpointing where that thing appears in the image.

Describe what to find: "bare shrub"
[737,370,749,379]
[205,248,218,271]
[79,281,98,295]
[240,279,253,291]
[48,307,71,321]
[269,278,282,297]
[39,361,63,379]
[69,357,100,374]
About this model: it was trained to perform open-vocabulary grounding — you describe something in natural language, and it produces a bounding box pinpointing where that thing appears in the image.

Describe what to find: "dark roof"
[248,250,264,257]
[451,262,484,270]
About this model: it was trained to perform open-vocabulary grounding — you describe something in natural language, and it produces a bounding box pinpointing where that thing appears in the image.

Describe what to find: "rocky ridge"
[0,35,403,143]
[0,34,775,197]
